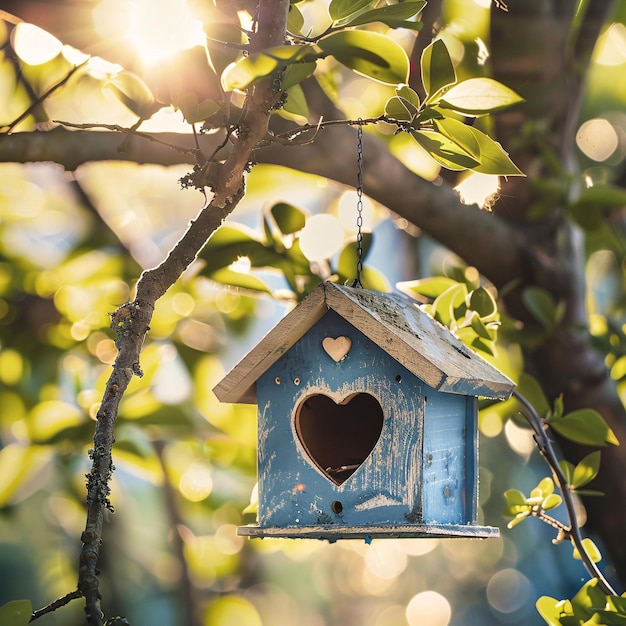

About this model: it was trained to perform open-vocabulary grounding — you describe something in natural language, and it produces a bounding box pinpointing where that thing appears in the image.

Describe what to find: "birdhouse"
[213,282,514,541]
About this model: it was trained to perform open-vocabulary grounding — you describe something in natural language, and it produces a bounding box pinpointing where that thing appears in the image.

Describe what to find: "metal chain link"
[354,120,364,288]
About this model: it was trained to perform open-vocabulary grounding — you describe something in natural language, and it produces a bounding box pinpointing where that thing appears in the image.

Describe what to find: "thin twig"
[6,60,90,134]
[513,390,618,596]
[268,115,386,144]
[30,589,83,622]
[52,120,199,155]
[116,117,146,154]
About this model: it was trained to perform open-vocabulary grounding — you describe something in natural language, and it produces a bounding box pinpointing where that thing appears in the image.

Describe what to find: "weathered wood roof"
[213,282,515,404]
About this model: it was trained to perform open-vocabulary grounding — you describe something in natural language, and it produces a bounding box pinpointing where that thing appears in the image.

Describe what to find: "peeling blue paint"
[246,310,499,540]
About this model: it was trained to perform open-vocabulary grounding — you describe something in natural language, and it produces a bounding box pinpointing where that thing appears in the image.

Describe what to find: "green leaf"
[208,268,273,295]
[106,70,159,118]
[318,31,410,85]
[536,476,555,496]
[396,84,420,107]
[516,373,550,417]
[536,596,567,626]
[559,459,575,486]
[0,600,32,626]
[463,125,525,176]
[262,210,279,249]
[200,224,283,270]
[550,409,619,447]
[438,77,524,114]
[502,488,529,516]
[469,286,498,318]
[28,400,85,443]
[522,286,560,332]
[573,183,626,207]
[471,336,496,356]
[571,577,606,612]
[397,276,458,299]
[283,240,314,275]
[385,96,418,122]
[553,394,565,420]
[470,314,493,340]
[433,117,481,159]
[337,232,373,280]
[411,130,481,171]
[421,39,456,99]
[177,92,221,124]
[542,493,562,511]
[415,107,445,123]
[572,489,605,497]
[281,84,310,120]
[358,265,391,292]
[507,510,531,528]
[329,0,372,21]
[221,45,317,91]
[572,451,601,489]
[205,22,247,78]
[271,202,307,235]
[340,1,427,29]
[287,3,305,34]
[281,61,317,90]
[606,595,626,615]
[431,283,468,327]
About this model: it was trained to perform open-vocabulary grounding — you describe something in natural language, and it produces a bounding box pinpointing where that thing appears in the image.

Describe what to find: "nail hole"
[331,500,343,514]
[294,377,300,385]
[275,377,281,384]
[395,374,402,383]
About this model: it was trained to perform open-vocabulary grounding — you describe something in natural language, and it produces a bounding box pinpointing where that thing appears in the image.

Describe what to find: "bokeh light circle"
[406,590,451,626]
[299,214,344,261]
[486,568,533,614]
[576,119,619,162]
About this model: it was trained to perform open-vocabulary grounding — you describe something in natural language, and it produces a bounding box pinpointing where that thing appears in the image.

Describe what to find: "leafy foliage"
[503,477,562,529]
[199,200,388,298]
[0,599,32,626]
[544,397,619,448]
[537,579,626,625]
[382,40,524,175]
[398,269,501,357]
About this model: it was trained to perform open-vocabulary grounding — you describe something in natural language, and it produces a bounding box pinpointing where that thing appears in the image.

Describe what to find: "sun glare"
[594,22,626,66]
[454,172,500,210]
[12,23,63,65]
[93,0,206,65]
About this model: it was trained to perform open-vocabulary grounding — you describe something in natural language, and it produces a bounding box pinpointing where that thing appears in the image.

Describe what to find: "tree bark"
[489,0,626,586]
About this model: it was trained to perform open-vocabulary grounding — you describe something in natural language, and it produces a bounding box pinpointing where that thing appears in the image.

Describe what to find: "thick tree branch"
[0,124,529,290]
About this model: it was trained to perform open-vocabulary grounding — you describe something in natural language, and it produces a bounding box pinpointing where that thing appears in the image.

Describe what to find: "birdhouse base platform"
[238,524,500,541]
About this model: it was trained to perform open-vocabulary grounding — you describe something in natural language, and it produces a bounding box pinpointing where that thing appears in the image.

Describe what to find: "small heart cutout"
[295,393,384,485]
[322,336,352,362]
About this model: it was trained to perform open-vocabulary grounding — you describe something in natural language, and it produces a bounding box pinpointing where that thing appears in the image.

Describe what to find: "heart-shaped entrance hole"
[295,393,384,485]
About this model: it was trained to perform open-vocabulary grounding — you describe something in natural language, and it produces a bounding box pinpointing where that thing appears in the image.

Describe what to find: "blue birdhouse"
[213,282,514,541]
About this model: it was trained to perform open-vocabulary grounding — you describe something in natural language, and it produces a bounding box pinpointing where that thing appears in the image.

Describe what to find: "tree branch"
[30,589,83,622]
[75,0,291,623]
[0,123,529,290]
[513,391,618,597]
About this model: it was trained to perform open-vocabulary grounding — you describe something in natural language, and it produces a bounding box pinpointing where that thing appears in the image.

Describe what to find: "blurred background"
[1,0,625,624]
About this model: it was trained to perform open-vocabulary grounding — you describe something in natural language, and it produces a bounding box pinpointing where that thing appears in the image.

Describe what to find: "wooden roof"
[213,282,515,404]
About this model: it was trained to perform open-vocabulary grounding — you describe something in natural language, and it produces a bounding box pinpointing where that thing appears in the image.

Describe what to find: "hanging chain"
[354,120,364,288]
